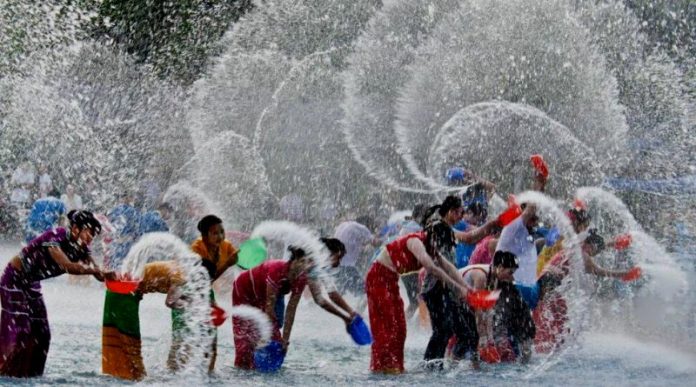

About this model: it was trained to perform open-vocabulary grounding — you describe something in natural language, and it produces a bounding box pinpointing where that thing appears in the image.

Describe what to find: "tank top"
[385,232,426,274]
[460,264,491,289]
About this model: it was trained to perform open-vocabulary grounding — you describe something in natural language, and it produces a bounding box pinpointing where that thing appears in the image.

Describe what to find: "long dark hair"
[68,210,102,234]
[423,220,455,257]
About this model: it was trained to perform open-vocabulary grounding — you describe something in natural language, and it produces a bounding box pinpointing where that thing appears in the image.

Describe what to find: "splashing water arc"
[428,102,604,198]
[0,0,694,383]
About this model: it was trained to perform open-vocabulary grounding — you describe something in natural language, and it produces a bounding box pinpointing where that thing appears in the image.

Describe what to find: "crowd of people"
[0,156,643,379]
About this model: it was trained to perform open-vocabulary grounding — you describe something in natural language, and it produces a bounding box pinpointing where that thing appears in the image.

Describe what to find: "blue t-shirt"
[453,221,476,268]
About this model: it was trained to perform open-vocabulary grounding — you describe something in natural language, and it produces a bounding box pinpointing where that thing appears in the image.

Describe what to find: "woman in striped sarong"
[0,210,111,377]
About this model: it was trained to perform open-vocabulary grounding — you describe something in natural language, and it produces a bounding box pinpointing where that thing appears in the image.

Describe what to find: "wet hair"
[492,251,518,269]
[321,237,345,256]
[423,220,456,256]
[438,195,462,217]
[288,246,306,261]
[584,229,605,252]
[68,210,102,234]
[420,205,440,227]
[411,203,428,222]
[420,196,463,227]
[466,201,488,218]
[197,215,223,235]
[199,259,217,280]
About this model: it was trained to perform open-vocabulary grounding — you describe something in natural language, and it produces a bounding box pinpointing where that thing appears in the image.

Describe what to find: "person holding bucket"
[461,251,535,364]
[232,246,353,370]
[0,210,114,377]
[365,208,487,374]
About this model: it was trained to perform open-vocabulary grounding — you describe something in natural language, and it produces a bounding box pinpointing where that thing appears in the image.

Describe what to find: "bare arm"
[165,285,188,309]
[583,255,629,278]
[328,290,357,318]
[406,238,470,296]
[48,246,105,276]
[265,285,279,325]
[454,219,499,245]
[308,280,351,323]
[470,271,493,344]
[215,251,238,280]
[282,292,302,348]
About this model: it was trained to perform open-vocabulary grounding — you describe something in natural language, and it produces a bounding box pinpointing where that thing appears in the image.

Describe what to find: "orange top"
[138,260,186,294]
[191,238,239,277]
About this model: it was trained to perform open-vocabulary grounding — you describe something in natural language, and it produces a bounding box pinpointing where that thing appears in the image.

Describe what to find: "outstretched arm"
[281,292,302,350]
[307,280,352,323]
[48,246,114,279]
[583,254,630,278]
[454,218,499,245]
[328,290,357,318]
[407,238,470,297]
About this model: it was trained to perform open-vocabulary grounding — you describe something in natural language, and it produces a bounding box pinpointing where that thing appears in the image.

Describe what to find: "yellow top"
[537,238,565,276]
[138,260,186,294]
[191,238,239,277]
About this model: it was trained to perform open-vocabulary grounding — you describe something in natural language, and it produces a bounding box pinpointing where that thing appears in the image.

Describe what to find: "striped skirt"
[0,264,50,377]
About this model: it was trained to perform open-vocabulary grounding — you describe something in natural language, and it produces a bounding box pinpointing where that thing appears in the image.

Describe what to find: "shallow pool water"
[0,242,694,386]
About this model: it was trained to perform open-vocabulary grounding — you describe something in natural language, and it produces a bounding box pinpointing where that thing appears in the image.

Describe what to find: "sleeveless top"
[385,232,426,274]
[460,264,491,289]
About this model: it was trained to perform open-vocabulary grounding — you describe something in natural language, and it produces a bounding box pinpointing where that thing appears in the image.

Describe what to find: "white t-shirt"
[333,221,374,267]
[495,216,537,285]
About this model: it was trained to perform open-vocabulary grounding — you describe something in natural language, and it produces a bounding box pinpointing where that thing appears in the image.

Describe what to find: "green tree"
[86,0,253,84]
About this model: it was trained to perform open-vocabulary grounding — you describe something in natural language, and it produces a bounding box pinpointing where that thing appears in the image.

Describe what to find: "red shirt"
[233,259,308,308]
[385,232,426,274]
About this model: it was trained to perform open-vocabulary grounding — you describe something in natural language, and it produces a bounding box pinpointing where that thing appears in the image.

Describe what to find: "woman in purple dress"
[0,210,115,377]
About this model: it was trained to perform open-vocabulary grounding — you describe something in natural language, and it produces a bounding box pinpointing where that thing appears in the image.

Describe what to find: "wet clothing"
[0,265,50,377]
[469,235,496,265]
[232,260,308,369]
[422,282,478,364]
[334,221,373,268]
[493,282,536,360]
[18,227,90,282]
[102,291,144,380]
[0,228,90,377]
[366,262,406,373]
[534,251,570,353]
[191,238,239,279]
[536,239,564,276]
[460,264,536,361]
[496,217,537,286]
[102,261,185,380]
[453,221,476,268]
[384,232,426,274]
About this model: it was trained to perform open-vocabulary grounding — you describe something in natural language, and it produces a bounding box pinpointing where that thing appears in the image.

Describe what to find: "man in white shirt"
[495,205,540,286]
[333,218,378,295]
